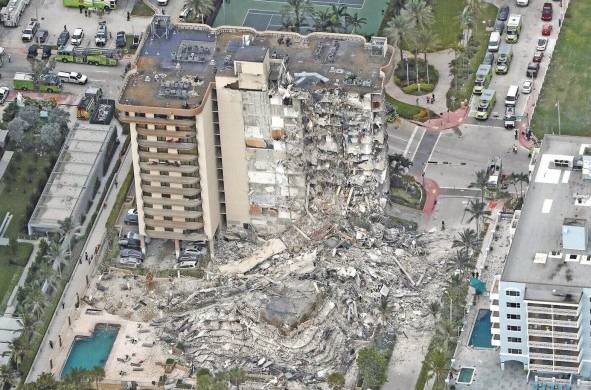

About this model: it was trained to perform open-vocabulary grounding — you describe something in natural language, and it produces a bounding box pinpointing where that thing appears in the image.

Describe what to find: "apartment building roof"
[119,20,392,110]
[502,135,591,293]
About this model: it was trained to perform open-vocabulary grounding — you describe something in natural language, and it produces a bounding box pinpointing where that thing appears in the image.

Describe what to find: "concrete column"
[140,235,146,255]
[175,239,181,259]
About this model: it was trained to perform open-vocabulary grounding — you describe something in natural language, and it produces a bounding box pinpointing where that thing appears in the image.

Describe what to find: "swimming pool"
[62,324,119,377]
[469,309,493,348]
[457,367,475,384]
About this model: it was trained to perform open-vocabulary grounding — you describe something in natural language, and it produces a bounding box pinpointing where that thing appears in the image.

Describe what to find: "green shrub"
[394,58,439,88]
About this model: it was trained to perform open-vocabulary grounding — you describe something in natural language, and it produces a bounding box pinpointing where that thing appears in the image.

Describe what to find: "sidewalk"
[423,106,469,130]
[4,239,39,316]
[26,144,132,381]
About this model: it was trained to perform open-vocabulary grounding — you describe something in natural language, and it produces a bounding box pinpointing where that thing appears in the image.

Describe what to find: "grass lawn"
[530,0,591,138]
[431,0,464,50]
[385,93,436,122]
[131,0,155,17]
[0,153,52,238]
[0,243,33,311]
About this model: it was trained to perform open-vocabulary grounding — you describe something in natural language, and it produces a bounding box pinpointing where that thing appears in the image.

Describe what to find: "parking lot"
[467,0,562,125]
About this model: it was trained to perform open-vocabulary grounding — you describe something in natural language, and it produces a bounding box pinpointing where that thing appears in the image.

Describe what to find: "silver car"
[120,248,144,260]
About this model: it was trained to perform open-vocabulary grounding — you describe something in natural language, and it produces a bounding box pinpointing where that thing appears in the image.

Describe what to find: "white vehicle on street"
[57,71,88,85]
[536,37,548,51]
[71,28,84,46]
[522,79,534,94]
[0,87,9,104]
[516,0,529,6]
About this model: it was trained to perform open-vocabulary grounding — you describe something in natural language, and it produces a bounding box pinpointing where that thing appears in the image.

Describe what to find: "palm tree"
[18,311,37,341]
[64,367,86,387]
[452,228,479,256]
[314,9,333,32]
[425,348,449,387]
[91,367,105,389]
[185,0,214,24]
[411,27,437,84]
[228,367,246,389]
[345,12,367,34]
[328,4,349,32]
[515,172,529,198]
[38,261,55,289]
[281,0,313,32]
[450,249,471,276]
[384,13,413,63]
[465,200,489,237]
[26,287,46,319]
[9,337,27,371]
[46,240,63,278]
[0,365,16,388]
[470,169,489,203]
[404,0,434,30]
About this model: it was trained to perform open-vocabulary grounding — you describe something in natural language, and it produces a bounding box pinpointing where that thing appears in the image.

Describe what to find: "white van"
[505,85,519,107]
[57,71,88,85]
[488,31,501,52]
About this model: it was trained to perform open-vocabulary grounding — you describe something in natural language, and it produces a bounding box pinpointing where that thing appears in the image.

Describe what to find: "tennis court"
[215,0,388,35]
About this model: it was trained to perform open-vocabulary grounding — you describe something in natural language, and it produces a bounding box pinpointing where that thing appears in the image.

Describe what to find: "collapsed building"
[116,16,395,252]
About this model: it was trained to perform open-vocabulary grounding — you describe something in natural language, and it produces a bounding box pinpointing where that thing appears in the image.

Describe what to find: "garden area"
[386,94,434,122]
[389,154,425,210]
[530,0,591,138]
[393,58,439,95]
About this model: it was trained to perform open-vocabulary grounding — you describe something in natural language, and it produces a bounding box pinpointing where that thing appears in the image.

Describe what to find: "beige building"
[117,16,394,252]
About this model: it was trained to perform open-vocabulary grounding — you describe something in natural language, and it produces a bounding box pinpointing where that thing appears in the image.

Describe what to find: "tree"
[465,200,489,237]
[18,310,37,341]
[428,301,440,318]
[228,367,245,389]
[47,106,70,132]
[327,372,345,389]
[345,12,366,34]
[58,217,74,257]
[91,367,105,389]
[185,0,214,23]
[17,104,40,128]
[328,4,349,32]
[357,347,388,389]
[390,153,412,176]
[404,0,434,30]
[64,367,86,387]
[450,249,470,276]
[281,0,313,32]
[469,169,489,202]
[384,13,413,62]
[313,8,333,31]
[9,337,27,371]
[452,228,479,256]
[39,123,62,151]
[0,364,16,387]
[410,26,437,84]
[26,287,46,319]
[7,118,27,145]
[513,172,529,198]
[35,372,59,390]
[424,348,449,387]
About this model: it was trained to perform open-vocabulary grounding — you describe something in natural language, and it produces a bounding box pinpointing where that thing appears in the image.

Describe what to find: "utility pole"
[556,100,561,136]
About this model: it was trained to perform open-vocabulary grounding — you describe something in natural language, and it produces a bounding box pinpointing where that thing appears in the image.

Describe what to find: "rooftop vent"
[562,218,587,251]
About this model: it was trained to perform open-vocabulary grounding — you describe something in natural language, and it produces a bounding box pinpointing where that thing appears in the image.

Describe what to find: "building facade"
[117,17,394,252]
[492,135,591,384]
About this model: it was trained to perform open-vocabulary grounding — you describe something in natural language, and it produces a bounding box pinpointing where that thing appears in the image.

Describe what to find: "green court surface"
[214,0,389,35]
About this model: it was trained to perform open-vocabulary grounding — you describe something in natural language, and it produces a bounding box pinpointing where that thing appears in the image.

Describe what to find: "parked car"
[21,20,40,42]
[493,20,505,34]
[497,6,509,21]
[175,260,197,269]
[119,231,141,249]
[542,2,553,21]
[157,0,168,5]
[27,44,38,59]
[0,87,10,104]
[536,37,548,51]
[124,208,138,225]
[526,62,540,78]
[179,7,193,21]
[71,28,84,46]
[120,248,144,260]
[483,52,495,66]
[35,29,48,44]
[131,33,141,48]
[95,21,108,46]
[57,71,88,84]
[42,45,52,59]
[542,23,553,36]
[119,257,142,268]
[533,50,544,63]
[57,30,70,46]
[522,79,533,94]
[115,31,126,48]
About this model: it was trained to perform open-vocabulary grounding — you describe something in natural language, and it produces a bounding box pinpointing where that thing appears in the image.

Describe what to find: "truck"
[63,0,116,10]
[487,157,502,189]
[504,106,516,129]
[495,44,513,74]
[55,45,119,66]
[95,21,107,46]
[13,72,62,93]
[475,89,496,120]
[506,14,522,43]
[473,64,492,95]
[77,86,102,120]
[0,0,29,27]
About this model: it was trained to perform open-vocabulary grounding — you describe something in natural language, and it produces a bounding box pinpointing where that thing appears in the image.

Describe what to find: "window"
[507,314,521,320]
[507,325,521,331]
[507,302,521,308]
[508,348,522,355]
[507,337,521,343]
[506,290,520,297]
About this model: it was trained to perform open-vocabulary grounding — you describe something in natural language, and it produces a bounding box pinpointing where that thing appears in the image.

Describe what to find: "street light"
[555,100,561,136]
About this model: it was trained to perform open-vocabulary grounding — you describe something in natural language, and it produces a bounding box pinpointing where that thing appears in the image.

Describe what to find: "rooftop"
[119,19,391,109]
[502,135,591,295]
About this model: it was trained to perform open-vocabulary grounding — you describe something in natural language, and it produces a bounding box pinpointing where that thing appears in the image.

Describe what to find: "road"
[26,148,131,382]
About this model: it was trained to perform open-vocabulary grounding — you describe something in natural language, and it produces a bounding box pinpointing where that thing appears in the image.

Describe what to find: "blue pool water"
[62,324,119,377]
[469,309,493,348]
[458,367,475,384]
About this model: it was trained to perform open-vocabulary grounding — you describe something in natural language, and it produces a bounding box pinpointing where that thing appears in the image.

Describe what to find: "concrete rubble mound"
[90,212,453,388]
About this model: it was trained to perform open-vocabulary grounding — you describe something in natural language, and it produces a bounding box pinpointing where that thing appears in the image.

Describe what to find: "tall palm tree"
[425,348,449,387]
[470,169,489,203]
[452,228,479,256]
[450,249,470,276]
[26,288,46,319]
[17,311,37,341]
[9,337,26,371]
[281,0,313,32]
[384,13,413,62]
[186,0,214,24]
[314,9,333,32]
[411,27,437,84]
[328,4,349,32]
[515,172,529,198]
[345,12,367,34]
[64,367,85,387]
[404,0,434,30]
[58,217,74,258]
[0,364,16,388]
[38,261,55,289]
[465,199,489,237]
[228,367,246,389]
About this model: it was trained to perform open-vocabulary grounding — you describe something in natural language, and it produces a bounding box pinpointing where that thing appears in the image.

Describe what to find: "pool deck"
[51,309,174,384]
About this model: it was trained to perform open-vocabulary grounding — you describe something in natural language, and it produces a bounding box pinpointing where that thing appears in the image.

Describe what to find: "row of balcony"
[140,174,199,186]
[138,139,197,151]
[142,184,200,197]
[139,151,198,162]
[121,114,196,128]
[143,196,202,207]
[527,329,580,340]
[528,317,580,328]
[527,305,579,316]
[145,228,206,241]
[529,341,580,352]
[137,128,196,138]
[143,207,202,219]
[529,363,579,374]
[144,217,203,230]
[140,162,199,174]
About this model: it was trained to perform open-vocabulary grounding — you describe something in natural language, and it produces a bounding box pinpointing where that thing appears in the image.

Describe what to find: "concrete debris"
[88,212,454,388]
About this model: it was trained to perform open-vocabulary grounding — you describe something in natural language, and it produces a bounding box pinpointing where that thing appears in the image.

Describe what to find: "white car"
[522,79,533,94]
[0,87,9,104]
[157,0,168,5]
[71,28,84,46]
[536,37,548,51]
[516,0,529,6]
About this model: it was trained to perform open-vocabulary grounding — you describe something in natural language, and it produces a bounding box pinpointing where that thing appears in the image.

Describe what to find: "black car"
[27,45,38,59]
[526,62,540,78]
[41,45,52,59]
[35,29,48,44]
[115,31,126,48]
[497,6,510,21]
[131,33,141,49]
[483,52,495,66]
[57,30,69,46]
[493,20,505,34]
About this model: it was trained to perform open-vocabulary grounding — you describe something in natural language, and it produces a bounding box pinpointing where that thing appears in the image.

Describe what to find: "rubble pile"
[91,212,454,387]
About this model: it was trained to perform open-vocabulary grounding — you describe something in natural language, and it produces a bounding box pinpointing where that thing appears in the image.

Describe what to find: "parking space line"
[403,126,419,158]
[410,127,425,161]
